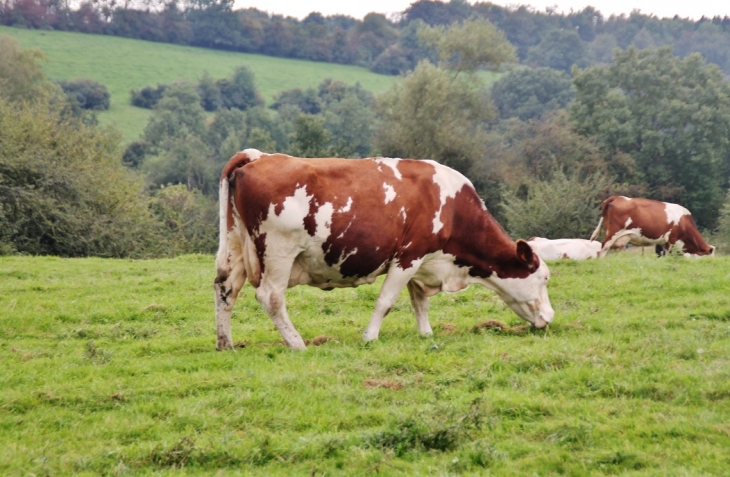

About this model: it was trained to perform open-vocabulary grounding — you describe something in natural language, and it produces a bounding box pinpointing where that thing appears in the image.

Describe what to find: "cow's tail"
[215,149,264,277]
[214,149,266,350]
[590,197,616,241]
[589,217,603,241]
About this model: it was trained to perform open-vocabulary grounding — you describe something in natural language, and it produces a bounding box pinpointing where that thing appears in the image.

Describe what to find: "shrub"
[500,168,611,240]
[0,97,161,257]
[56,78,110,110]
[130,83,168,108]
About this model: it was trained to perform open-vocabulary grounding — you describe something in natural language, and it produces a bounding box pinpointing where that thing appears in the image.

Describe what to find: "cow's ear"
[517,239,535,266]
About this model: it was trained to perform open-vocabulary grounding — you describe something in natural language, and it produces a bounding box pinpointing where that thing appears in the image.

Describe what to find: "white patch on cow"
[258,186,313,237]
[400,207,407,222]
[241,148,263,161]
[624,217,633,229]
[339,197,353,213]
[527,238,602,261]
[383,183,396,204]
[665,202,690,226]
[314,201,334,239]
[426,160,471,234]
[374,157,403,180]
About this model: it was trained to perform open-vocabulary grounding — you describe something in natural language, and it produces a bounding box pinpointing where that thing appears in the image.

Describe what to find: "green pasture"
[1,253,729,475]
[0,26,396,143]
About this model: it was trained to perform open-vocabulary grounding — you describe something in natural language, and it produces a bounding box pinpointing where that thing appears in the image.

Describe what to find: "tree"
[491,67,575,121]
[375,19,515,174]
[290,114,332,158]
[570,47,730,228]
[419,17,517,73]
[526,29,593,73]
[197,71,222,112]
[375,61,496,173]
[217,65,264,111]
[142,83,206,150]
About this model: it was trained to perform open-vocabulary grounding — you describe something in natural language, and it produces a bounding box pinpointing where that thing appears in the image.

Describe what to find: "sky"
[232,1,730,21]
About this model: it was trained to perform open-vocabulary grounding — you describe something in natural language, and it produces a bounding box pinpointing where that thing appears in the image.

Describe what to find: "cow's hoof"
[216,337,234,351]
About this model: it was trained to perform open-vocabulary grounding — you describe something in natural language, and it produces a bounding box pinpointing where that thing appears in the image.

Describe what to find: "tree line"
[3,15,730,258]
[3,0,730,76]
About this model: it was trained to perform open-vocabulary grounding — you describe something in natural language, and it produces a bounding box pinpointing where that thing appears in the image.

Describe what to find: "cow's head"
[486,240,554,328]
[684,244,716,258]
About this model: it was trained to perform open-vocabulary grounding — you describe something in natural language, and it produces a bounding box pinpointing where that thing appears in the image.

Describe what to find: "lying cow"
[214,149,554,350]
[527,237,602,261]
[589,196,715,258]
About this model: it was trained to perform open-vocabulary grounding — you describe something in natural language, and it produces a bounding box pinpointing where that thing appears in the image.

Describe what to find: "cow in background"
[214,149,554,350]
[590,196,715,258]
[527,237,602,261]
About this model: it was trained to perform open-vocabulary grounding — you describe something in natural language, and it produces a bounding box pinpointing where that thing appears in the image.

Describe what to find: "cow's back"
[230,155,483,281]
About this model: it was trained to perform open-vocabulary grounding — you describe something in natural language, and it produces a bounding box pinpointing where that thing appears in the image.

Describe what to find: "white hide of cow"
[527,237,602,261]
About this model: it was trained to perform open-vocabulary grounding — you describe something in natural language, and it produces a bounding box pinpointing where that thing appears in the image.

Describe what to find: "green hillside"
[0,26,396,143]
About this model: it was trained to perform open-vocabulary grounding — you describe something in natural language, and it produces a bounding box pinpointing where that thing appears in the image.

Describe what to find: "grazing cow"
[527,237,602,261]
[589,196,715,258]
[214,149,554,350]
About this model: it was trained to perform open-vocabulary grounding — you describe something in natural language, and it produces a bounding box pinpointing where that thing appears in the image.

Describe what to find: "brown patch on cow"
[364,378,403,390]
[437,323,457,335]
[305,335,335,346]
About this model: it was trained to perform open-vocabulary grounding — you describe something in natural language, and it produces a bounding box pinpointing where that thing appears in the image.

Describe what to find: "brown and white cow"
[527,237,602,261]
[214,149,554,350]
[589,196,715,258]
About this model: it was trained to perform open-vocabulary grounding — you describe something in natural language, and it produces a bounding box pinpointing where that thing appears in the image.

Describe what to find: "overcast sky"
[233,1,730,21]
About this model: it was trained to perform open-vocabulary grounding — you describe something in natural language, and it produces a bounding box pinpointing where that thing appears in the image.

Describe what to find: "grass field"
[1,253,729,475]
[0,26,397,143]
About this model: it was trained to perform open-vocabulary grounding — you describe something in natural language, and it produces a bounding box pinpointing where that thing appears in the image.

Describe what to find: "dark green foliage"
[491,67,575,120]
[56,78,110,110]
[130,83,168,109]
[136,67,263,113]
[122,141,149,168]
[216,65,264,111]
[196,71,223,112]
[270,88,322,114]
[290,115,332,158]
[143,83,206,150]
[526,29,593,73]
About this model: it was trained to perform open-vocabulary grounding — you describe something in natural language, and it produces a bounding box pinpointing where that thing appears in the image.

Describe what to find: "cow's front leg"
[363,264,417,342]
[407,280,432,337]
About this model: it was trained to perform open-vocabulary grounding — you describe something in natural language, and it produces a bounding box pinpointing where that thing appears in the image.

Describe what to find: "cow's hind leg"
[255,259,306,350]
[214,254,246,351]
[363,263,418,342]
[407,280,432,337]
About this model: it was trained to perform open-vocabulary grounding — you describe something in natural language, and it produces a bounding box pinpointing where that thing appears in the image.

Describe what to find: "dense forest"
[3,1,730,258]
[3,0,730,75]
